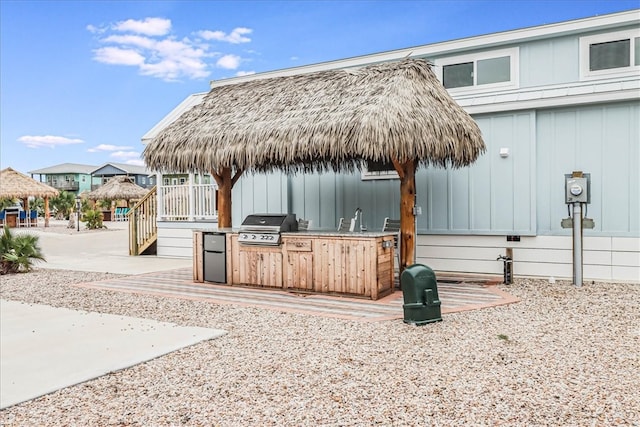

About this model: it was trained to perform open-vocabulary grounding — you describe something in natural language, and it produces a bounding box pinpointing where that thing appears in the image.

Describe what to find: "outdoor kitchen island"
[193,229,397,300]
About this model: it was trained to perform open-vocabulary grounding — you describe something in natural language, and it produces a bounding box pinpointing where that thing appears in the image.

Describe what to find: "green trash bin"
[401,264,442,325]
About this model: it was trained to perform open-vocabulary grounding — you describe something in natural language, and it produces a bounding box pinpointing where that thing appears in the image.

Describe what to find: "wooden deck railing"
[128,186,157,256]
[159,184,217,220]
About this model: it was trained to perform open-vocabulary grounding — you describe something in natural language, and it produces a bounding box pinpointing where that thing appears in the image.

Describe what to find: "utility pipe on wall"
[573,202,583,287]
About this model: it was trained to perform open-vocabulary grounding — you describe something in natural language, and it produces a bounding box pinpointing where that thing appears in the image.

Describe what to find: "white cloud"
[110,151,141,160]
[93,47,145,66]
[89,17,254,81]
[102,34,156,49]
[113,17,171,36]
[87,144,134,153]
[236,70,256,77]
[18,135,84,149]
[198,27,252,44]
[217,54,241,69]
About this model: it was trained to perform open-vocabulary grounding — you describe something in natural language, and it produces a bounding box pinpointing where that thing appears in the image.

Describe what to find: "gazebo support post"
[392,158,417,274]
[44,196,50,227]
[211,167,243,228]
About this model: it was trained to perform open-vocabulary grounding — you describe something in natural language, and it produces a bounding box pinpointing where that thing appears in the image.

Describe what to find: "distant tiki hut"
[87,176,148,204]
[0,167,59,227]
[144,59,485,270]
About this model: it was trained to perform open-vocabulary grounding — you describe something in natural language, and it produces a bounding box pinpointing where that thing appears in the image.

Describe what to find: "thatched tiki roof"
[0,167,59,227]
[0,167,59,199]
[145,59,483,173]
[87,176,148,203]
[144,58,485,270]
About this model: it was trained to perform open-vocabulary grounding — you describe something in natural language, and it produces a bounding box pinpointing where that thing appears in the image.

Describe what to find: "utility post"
[561,171,594,287]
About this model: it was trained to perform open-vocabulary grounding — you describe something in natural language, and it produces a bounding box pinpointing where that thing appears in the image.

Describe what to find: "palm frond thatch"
[144,58,485,174]
[86,176,148,201]
[0,167,59,199]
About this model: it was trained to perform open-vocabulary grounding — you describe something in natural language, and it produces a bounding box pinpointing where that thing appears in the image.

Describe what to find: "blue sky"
[1,1,637,175]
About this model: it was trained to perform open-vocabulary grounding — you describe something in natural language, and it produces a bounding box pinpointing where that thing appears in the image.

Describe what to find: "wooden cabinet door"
[343,240,376,297]
[314,238,378,297]
[237,248,283,287]
[314,239,345,294]
[283,238,314,290]
[285,252,314,290]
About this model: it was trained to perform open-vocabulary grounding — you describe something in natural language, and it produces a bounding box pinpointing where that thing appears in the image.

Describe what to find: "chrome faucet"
[354,207,363,232]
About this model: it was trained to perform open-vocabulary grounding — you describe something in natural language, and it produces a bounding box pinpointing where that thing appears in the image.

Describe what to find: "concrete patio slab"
[14,221,192,275]
[0,300,226,409]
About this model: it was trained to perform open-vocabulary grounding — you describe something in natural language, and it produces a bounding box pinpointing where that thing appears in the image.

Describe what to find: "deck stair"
[128,186,157,255]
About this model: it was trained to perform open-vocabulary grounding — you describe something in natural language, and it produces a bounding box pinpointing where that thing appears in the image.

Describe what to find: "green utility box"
[401,264,442,325]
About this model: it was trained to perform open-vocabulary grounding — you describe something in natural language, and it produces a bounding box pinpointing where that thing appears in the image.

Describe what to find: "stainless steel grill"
[238,214,298,245]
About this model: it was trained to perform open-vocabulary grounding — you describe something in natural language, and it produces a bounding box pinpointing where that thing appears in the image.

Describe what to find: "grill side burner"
[238,214,297,245]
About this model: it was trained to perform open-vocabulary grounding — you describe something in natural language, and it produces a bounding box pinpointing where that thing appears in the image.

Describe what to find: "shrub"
[83,209,105,230]
[0,226,45,274]
[51,191,75,220]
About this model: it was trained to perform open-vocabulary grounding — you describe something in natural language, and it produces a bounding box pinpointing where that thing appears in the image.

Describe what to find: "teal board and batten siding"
[530,102,639,281]
[418,112,535,235]
[419,102,639,282]
[519,35,578,87]
[536,102,640,236]
[232,172,289,221]
[417,111,538,276]
[289,172,400,231]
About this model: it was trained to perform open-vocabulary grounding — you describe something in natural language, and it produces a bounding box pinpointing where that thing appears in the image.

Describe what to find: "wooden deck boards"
[72,268,519,322]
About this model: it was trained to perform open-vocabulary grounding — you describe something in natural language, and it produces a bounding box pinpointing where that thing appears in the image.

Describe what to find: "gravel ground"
[1,269,638,426]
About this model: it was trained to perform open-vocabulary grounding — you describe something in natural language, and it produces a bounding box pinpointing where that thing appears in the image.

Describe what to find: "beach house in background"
[29,163,98,195]
[29,162,155,196]
[91,162,155,189]
[140,10,639,282]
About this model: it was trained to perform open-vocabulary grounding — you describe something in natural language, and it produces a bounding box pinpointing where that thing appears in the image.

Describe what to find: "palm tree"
[50,191,75,220]
[30,197,45,216]
[0,226,45,274]
[0,197,18,211]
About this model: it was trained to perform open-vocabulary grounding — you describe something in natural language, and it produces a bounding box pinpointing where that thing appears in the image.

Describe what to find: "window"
[179,177,186,185]
[580,29,640,79]
[436,48,518,92]
[141,177,146,184]
[163,178,170,185]
[361,160,399,180]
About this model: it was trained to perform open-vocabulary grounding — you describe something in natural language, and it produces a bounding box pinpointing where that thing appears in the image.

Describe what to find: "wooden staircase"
[128,186,157,255]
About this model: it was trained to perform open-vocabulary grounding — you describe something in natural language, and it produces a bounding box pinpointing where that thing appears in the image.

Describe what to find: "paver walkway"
[73,268,519,322]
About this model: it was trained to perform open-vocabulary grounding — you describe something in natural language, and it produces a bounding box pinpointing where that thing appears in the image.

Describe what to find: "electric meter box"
[565,173,590,204]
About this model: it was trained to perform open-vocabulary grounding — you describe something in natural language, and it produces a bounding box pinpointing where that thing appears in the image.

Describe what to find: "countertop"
[194,228,396,238]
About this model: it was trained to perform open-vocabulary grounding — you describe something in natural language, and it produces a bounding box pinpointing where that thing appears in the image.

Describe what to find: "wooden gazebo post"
[44,196,50,227]
[211,167,243,228]
[392,158,417,273]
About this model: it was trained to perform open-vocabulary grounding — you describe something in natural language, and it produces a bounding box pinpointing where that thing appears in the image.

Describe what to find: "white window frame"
[360,161,399,181]
[580,29,640,80]
[434,47,519,94]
